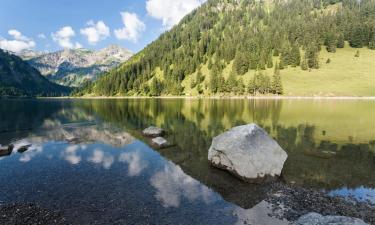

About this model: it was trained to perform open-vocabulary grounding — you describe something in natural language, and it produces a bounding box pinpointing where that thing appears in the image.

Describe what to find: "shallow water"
[0,98,374,224]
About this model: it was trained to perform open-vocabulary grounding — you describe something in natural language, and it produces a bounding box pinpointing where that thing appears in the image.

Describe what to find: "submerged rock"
[208,123,288,182]
[294,212,369,225]
[142,126,165,137]
[152,137,170,148]
[0,144,14,157]
[12,140,33,153]
[17,144,32,153]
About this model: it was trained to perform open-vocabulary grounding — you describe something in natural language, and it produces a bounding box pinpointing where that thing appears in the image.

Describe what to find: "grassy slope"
[180,43,375,97]
[282,45,375,97]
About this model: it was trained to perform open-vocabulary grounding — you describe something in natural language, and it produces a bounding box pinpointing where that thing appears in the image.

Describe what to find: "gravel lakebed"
[1,182,374,225]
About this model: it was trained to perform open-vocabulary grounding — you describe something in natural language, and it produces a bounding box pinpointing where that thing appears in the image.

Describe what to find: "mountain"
[75,0,375,97]
[22,45,133,87]
[0,49,70,97]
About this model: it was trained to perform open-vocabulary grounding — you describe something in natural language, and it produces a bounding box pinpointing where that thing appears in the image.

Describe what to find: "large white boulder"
[208,124,288,182]
[294,212,369,225]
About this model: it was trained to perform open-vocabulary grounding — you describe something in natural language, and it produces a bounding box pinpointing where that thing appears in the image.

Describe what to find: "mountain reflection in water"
[0,98,374,224]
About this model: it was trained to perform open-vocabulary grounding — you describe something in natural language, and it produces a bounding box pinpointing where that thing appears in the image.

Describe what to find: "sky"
[0,0,206,53]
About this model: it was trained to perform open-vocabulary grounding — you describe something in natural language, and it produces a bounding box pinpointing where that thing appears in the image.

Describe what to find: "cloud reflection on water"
[88,149,114,169]
[119,150,148,176]
[61,145,82,165]
[150,161,215,208]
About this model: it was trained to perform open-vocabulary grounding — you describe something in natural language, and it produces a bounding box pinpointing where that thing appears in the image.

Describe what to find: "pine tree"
[196,69,204,83]
[325,32,337,53]
[306,44,319,69]
[237,77,245,94]
[267,53,274,68]
[149,77,160,96]
[209,65,219,93]
[190,77,197,89]
[336,34,345,48]
[247,77,256,94]
[290,44,301,67]
[272,63,283,95]
[226,71,237,93]
[279,58,285,70]
[301,56,308,70]
[233,51,249,75]
[349,26,364,48]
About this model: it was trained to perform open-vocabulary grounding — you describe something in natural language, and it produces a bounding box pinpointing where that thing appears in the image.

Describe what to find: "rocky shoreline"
[266,182,375,224]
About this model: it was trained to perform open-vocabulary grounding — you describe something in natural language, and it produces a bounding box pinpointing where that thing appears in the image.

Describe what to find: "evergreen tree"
[306,44,319,69]
[247,77,256,94]
[233,51,249,75]
[325,32,337,52]
[267,53,274,68]
[272,63,283,95]
[290,44,301,67]
[301,56,308,70]
[226,71,237,93]
[337,34,345,48]
[349,26,364,48]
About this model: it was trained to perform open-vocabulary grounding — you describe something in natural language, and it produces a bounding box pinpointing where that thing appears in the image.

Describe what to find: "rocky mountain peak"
[20,45,133,87]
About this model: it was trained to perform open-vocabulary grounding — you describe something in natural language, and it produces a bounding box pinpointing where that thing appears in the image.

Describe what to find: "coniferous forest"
[74,0,375,96]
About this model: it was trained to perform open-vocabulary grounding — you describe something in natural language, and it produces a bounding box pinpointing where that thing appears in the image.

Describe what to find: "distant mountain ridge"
[0,49,70,97]
[19,45,133,87]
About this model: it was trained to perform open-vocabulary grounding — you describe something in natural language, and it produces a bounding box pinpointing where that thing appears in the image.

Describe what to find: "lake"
[0,98,374,224]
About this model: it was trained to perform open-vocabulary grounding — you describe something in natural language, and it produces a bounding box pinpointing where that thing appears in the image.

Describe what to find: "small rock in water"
[0,144,14,157]
[142,126,165,137]
[66,136,79,143]
[208,123,288,182]
[12,140,32,153]
[151,137,169,148]
[294,212,369,225]
[17,144,32,153]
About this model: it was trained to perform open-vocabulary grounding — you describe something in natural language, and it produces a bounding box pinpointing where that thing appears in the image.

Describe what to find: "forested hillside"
[75,0,375,97]
[0,49,70,97]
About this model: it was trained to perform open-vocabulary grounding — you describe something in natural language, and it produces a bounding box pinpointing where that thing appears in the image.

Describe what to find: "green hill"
[75,0,375,97]
[0,49,70,97]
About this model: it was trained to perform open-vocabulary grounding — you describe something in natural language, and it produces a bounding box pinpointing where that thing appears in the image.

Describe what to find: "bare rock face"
[20,45,133,87]
[294,212,369,225]
[208,124,288,182]
[142,126,165,137]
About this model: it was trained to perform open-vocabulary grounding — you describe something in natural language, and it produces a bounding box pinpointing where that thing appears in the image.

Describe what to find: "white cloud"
[52,26,82,49]
[38,33,46,39]
[80,20,110,45]
[0,29,36,53]
[114,12,145,43]
[146,0,206,29]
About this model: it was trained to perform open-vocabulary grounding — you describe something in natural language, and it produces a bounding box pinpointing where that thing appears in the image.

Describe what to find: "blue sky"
[0,0,206,53]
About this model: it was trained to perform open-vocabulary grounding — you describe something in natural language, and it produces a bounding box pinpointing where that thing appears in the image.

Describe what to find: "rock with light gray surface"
[143,126,165,137]
[151,137,169,148]
[294,212,369,225]
[208,123,288,182]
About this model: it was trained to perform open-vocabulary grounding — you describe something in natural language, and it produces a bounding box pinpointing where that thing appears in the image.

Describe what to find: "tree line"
[74,0,375,96]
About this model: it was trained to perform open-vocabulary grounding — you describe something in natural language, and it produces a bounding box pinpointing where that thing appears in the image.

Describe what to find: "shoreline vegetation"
[37,95,375,100]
